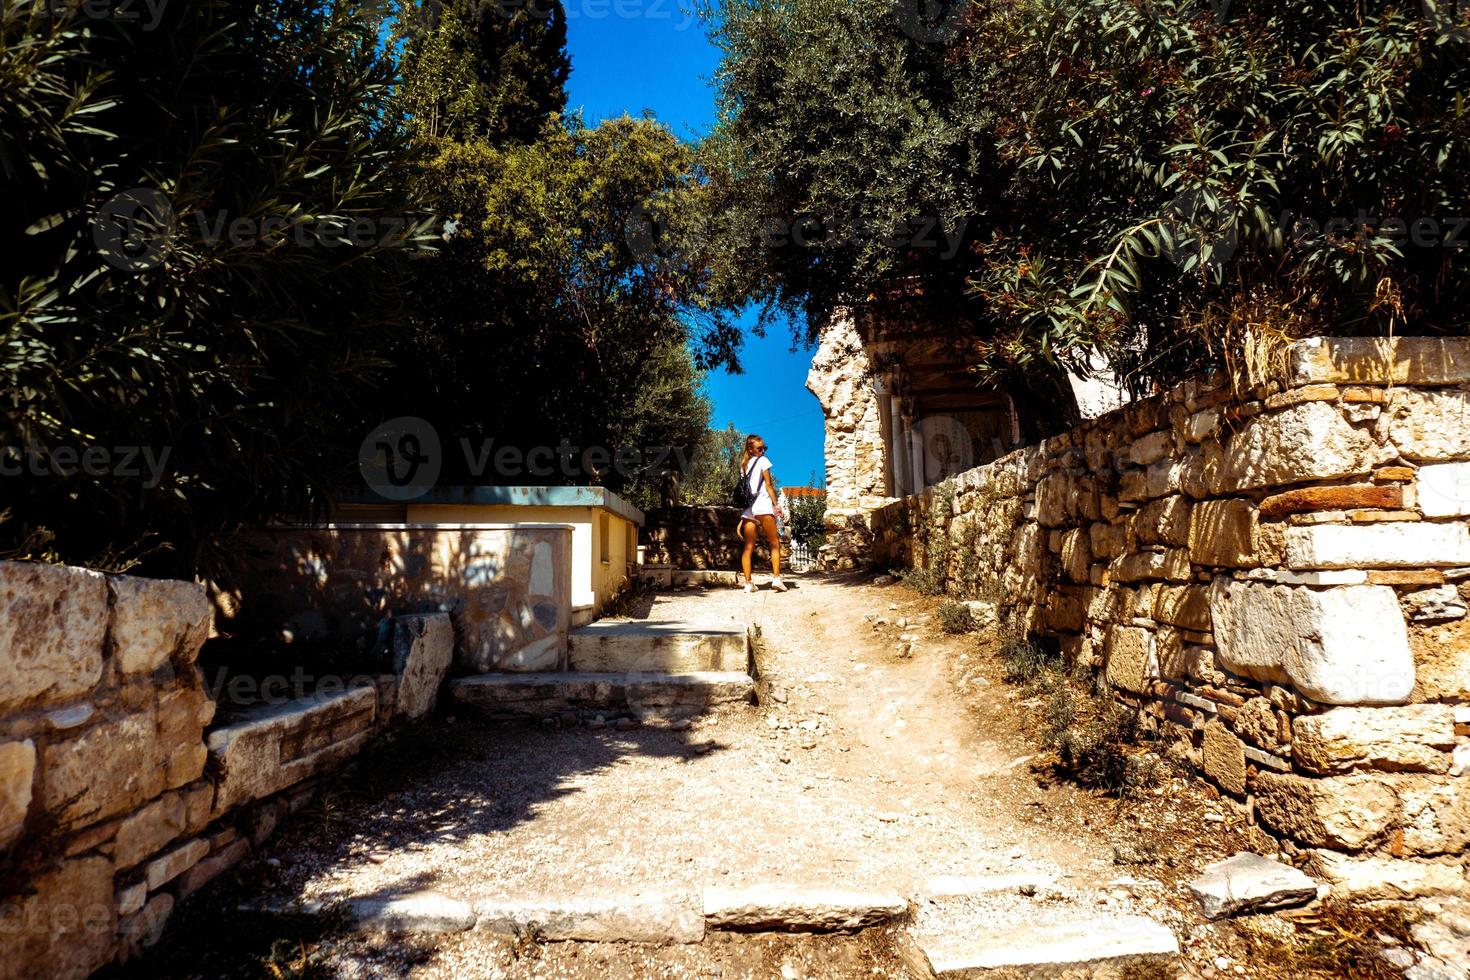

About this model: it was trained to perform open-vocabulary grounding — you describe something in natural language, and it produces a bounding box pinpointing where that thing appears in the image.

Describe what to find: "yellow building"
[338,487,643,626]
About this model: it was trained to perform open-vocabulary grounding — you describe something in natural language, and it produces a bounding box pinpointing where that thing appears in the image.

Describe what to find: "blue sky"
[564,9,828,488]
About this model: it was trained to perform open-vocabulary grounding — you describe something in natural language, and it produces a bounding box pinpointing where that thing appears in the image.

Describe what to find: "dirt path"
[125,573,1302,979]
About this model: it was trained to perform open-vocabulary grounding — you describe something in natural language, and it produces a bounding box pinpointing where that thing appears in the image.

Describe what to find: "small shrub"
[936,600,975,634]
[901,565,946,596]
[1000,634,1060,683]
[1053,704,1161,798]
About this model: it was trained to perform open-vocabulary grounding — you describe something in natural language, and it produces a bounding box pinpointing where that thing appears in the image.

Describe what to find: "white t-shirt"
[741,455,774,518]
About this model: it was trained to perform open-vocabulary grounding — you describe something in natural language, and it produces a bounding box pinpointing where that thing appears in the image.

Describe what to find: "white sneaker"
[744,582,758,594]
[770,578,788,593]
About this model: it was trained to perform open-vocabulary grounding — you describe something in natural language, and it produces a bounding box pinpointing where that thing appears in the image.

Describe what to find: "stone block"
[1060,529,1090,583]
[1040,587,1087,633]
[703,886,907,932]
[1291,336,1470,386]
[1266,383,1340,409]
[108,575,212,675]
[145,837,209,890]
[1188,853,1320,919]
[1285,522,1470,569]
[1188,499,1259,567]
[1109,548,1190,584]
[1397,778,1470,855]
[1233,698,1285,753]
[1154,584,1211,632]
[1402,585,1468,622]
[116,881,147,917]
[114,792,187,869]
[1253,772,1397,849]
[44,712,166,828]
[1089,522,1126,560]
[0,739,35,852]
[1411,617,1470,700]
[1209,579,1415,705]
[1308,852,1466,900]
[1419,461,1470,518]
[0,856,115,980]
[1132,495,1191,547]
[208,687,377,815]
[0,561,107,713]
[1291,705,1456,775]
[1035,472,1071,528]
[476,892,703,943]
[1389,389,1470,462]
[392,613,454,721]
[1128,430,1173,467]
[1208,401,1391,494]
[176,837,250,898]
[1203,719,1247,795]
[1104,626,1156,695]
[1259,484,1404,520]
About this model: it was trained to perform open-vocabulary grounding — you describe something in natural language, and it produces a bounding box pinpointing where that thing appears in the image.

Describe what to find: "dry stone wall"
[871,337,1470,898]
[0,561,454,978]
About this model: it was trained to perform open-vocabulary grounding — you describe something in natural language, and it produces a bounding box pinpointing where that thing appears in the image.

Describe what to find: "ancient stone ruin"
[821,335,1470,897]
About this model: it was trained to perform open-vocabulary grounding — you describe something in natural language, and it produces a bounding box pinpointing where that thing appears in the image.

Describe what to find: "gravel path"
[130,572,1317,979]
[260,575,1125,911]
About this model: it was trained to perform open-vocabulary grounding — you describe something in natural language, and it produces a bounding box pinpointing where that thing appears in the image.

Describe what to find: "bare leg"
[740,518,758,583]
[760,515,782,578]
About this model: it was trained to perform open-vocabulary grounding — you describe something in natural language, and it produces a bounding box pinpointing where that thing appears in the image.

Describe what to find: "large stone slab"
[1188,498,1259,567]
[352,891,478,933]
[449,671,755,720]
[1309,852,1468,900]
[703,885,908,932]
[476,892,703,943]
[1188,852,1320,919]
[568,621,750,674]
[1418,462,1470,518]
[1285,522,1470,569]
[1291,705,1456,775]
[917,915,1179,976]
[1389,389,1470,462]
[108,574,212,675]
[208,687,377,814]
[0,561,106,712]
[1290,337,1470,386]
[1208,401,1390,494]
[392,613,454,722]
[1209,579,1414,705]
[1253,772,1398,850]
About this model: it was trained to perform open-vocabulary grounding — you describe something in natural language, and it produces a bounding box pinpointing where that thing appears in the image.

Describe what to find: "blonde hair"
[740,433,765,472]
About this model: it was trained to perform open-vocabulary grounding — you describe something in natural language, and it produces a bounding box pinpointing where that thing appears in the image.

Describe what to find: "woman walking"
[736,434,787,593]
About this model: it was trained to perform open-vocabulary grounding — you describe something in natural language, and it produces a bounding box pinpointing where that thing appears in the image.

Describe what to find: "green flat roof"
[341,486,645,526]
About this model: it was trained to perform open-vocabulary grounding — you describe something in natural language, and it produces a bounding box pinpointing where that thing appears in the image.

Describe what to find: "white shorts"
[741,493,775,520]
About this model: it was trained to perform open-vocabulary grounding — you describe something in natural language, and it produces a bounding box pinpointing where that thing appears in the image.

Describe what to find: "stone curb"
[241,882,915,941]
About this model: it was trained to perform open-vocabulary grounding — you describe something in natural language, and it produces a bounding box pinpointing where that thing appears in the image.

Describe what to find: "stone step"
[913,915,1180,977]
[568,621,750,673]
[448,671,756,721]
